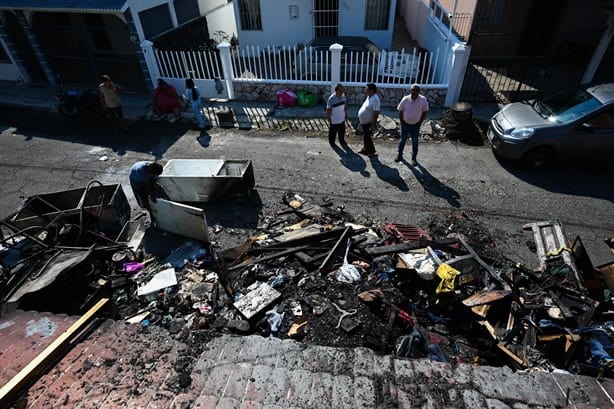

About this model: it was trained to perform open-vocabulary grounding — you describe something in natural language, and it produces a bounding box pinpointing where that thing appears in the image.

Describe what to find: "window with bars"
[238,0,262,31]
[365,0,390,30]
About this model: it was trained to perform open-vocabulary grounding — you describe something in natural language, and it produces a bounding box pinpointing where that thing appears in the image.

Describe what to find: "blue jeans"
[399,122,420,159]
[190,99,206,128]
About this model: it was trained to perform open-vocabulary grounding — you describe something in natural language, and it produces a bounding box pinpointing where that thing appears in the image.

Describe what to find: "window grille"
[365,0,390,30]
[238,0,262,31]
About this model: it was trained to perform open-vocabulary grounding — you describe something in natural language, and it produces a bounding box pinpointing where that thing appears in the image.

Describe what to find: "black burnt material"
[440,102,485,146]
[3,186,614,389]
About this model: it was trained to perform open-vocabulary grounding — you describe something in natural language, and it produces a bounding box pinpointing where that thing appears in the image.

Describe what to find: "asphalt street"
[1,107,613,269]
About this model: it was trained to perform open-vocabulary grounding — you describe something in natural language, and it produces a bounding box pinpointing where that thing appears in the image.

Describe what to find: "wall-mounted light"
[289,5,299,20]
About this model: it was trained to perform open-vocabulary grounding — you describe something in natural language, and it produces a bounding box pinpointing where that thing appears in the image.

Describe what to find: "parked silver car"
[487,83,614,168]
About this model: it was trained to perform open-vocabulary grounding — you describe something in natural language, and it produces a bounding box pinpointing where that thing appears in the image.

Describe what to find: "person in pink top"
[152,79,182,121]
[396,84,429,165]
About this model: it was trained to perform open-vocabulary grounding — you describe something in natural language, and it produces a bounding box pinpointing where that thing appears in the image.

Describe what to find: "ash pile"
[2,185,614,380]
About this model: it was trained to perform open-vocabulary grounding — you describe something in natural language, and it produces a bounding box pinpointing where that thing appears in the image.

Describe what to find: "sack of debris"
[296,90,316,107]
[275,88,297,107]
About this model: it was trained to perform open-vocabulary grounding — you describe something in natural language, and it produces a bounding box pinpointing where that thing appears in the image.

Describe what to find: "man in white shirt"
[357,83,380,156]
[396,84,429,165]
[326,83,348,145]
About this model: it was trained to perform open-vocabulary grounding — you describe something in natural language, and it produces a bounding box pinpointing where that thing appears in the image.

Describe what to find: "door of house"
[313,0,339,38]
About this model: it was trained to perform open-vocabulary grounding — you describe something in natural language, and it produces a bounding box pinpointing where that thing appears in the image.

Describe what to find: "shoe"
[394,155,403,162]
[411,158,418,166]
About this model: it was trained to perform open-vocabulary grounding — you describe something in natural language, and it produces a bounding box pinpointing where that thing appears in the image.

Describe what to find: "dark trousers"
[329,122,346,144]
[399,122,420,160]
[361,123,376,154]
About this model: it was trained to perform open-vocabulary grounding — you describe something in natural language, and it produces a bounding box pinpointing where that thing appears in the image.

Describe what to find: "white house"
[0,0,236,90]
[232,0,397,50]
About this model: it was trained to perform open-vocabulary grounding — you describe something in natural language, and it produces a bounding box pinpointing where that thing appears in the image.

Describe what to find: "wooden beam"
[319,226,353,273]
[0,298,109,407]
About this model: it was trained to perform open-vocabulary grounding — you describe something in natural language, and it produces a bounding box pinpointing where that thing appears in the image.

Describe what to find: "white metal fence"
[152,44,443,85]
[230,45,442,85]
[155,49,223,80]
[141,35,469,106]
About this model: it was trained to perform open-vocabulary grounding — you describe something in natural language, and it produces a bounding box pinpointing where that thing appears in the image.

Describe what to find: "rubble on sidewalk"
[2,182,614,385]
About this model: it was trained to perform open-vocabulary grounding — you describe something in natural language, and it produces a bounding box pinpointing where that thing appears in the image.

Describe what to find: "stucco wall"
[337,0,396,49]
[234,0,395,50]
[205,3,237,41]
[233,0,313,48]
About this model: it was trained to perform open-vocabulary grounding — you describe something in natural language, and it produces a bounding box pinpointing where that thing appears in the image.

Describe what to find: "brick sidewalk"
[3,309,613,408]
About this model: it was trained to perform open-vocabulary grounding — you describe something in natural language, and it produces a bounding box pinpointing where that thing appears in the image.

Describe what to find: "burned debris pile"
[2,184,614,381]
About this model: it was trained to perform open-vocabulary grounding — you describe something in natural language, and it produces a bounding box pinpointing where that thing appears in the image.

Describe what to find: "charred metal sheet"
[384,223,431,241]
[148,198,209,243]
[8,246,94,303]
[5,183,130,239]
[157,159,255,202]
[523,221,582,284]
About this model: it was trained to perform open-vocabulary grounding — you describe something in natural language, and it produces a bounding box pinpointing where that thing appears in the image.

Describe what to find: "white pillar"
[582,13,614,84]
[329,43,343,94]
[168,1,179,27]
[140,40,160,91]
[217,42,235,100]
[444,42,470,107]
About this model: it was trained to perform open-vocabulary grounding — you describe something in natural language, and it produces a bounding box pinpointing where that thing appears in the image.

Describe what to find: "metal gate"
[313,0,339,38]
[460,30,602,103]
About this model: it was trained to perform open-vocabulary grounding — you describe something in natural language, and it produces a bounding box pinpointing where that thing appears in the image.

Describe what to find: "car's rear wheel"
[520,147,556,169]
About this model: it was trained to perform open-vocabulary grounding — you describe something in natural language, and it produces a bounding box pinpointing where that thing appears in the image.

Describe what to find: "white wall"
[128,0,230,42]
[205,3,237,41]
[234,0,313,47]
[235,0,395,49]
[197,0,227,14]
[128,0,173,42]
[338,0,396,49]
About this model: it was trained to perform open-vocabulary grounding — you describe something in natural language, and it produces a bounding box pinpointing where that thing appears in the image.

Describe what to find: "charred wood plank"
[0,298,109,406]
[319,226,353,273]
[228,245,311,271]
[363,242,423,256]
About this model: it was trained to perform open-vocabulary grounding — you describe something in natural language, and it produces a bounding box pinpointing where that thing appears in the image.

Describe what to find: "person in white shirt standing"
[357,83,380,156]
[326,83,348,145]
[396,84,429,166]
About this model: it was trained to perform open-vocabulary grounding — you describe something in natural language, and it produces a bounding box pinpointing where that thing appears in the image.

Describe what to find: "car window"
[540,87,603,124]
[585,108,614,129]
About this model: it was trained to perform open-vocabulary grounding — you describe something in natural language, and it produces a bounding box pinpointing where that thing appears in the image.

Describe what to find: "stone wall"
[232,82,447,108]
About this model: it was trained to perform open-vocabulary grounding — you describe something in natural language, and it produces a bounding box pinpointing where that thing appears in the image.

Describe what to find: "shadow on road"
[495,155,614,203]
[369,155,409,191]
[406,161,461,207]
[331,142,370,177]
[0,107,189,159]
[196,130,212,148]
